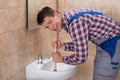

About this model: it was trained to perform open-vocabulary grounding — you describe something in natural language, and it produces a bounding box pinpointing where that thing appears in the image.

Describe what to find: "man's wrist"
[61,43,65,49]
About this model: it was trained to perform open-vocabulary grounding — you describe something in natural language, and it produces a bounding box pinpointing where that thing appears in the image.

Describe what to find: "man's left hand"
[52,52,64,63]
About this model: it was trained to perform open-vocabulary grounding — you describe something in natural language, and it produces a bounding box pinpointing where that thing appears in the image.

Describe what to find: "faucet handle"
[38,54,41,64]
[38,54,50,64]
[41,54,50,59]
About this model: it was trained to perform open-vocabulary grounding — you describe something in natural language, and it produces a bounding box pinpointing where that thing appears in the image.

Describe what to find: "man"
[37,6,120,80]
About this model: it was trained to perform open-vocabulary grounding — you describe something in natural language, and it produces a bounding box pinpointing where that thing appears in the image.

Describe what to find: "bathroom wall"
[0,0,120,80]
[0,0,54,80]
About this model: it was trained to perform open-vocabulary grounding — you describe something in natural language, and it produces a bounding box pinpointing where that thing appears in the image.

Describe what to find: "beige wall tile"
[9,8,20,31]
[36,0,56,8]
[26,45,36,65]
[17,28,26,51]
[112,0,120,9]
[111,8,120,23]
[0,0,9,8]
[34,42,41,56]
[26,30,34,46]
[8,0,18,7]
[18,0,26,7]
[0,9,9,34]
[8,30,20,53]
[59,0,96,11]
[95,0,112,9]
[0,60,6,80]
[17,49,27,70]
[33,29,41,43]
[1,53,19,79]
[28,7,37,30]
[28,0,36,7]
[18,7,26,28]
[0,33,10,60]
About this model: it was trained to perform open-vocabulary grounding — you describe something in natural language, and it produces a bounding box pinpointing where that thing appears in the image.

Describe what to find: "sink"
[26,57,77,80]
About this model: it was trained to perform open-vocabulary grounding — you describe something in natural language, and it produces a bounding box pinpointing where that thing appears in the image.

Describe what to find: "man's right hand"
[52,40,64,49]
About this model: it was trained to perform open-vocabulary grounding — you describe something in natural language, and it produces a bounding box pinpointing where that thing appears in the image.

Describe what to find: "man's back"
[62,8,120,40]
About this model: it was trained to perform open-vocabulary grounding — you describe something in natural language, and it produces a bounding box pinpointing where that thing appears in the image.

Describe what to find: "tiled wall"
[0,0,120,80]
[0,0,42,80]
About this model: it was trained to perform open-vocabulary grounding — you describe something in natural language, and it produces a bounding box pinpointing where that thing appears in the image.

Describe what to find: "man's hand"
[52,40,64,49]
[52,52,64,63]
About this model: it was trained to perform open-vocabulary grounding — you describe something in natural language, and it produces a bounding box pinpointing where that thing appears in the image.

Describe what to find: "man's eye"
[48,21,52,24]
[45,26,48,29]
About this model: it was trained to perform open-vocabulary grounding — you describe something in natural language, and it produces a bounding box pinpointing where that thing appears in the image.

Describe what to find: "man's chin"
[53,28,61,32]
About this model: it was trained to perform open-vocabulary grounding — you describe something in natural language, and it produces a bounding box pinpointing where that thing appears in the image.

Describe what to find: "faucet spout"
[38,54,50,64]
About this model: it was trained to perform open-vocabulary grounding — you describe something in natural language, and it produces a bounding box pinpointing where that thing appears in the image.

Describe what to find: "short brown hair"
[37,6,54,25]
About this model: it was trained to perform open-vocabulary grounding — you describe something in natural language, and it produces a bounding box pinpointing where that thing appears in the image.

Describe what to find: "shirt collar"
[62,11,69,33]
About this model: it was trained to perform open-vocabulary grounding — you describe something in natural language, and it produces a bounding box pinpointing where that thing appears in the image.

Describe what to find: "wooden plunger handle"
[54,0,59,71]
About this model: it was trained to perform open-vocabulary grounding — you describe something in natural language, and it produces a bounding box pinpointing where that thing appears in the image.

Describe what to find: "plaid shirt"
[62,8,120,65]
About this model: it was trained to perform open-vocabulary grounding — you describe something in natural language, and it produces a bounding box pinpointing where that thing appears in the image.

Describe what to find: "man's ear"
[54,11,59,17]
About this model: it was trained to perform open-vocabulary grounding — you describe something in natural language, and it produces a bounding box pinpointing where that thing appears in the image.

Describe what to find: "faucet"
[38,54,50,64]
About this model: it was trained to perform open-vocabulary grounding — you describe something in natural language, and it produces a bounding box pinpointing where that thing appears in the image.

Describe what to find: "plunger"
[53,48,57,71]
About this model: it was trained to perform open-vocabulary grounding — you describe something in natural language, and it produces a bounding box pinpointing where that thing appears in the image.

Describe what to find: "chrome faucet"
[38,54,50,64]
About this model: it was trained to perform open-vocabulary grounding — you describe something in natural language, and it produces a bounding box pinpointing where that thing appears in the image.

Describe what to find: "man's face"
[41,14,62,32]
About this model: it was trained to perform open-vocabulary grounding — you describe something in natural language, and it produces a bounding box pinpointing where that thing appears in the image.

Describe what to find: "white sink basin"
[26,57,77,80]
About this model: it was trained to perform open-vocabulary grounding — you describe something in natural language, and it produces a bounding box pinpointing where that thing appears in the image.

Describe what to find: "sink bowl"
[26,57,77,80]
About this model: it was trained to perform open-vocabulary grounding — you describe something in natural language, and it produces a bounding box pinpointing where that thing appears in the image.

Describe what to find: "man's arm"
[63,20,89,65]
[64,42,74,51]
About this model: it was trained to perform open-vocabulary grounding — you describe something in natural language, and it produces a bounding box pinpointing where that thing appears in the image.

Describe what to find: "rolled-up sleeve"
[64,42,74,51]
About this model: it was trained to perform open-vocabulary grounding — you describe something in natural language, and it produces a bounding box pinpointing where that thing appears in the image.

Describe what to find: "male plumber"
[37,6,120,80]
